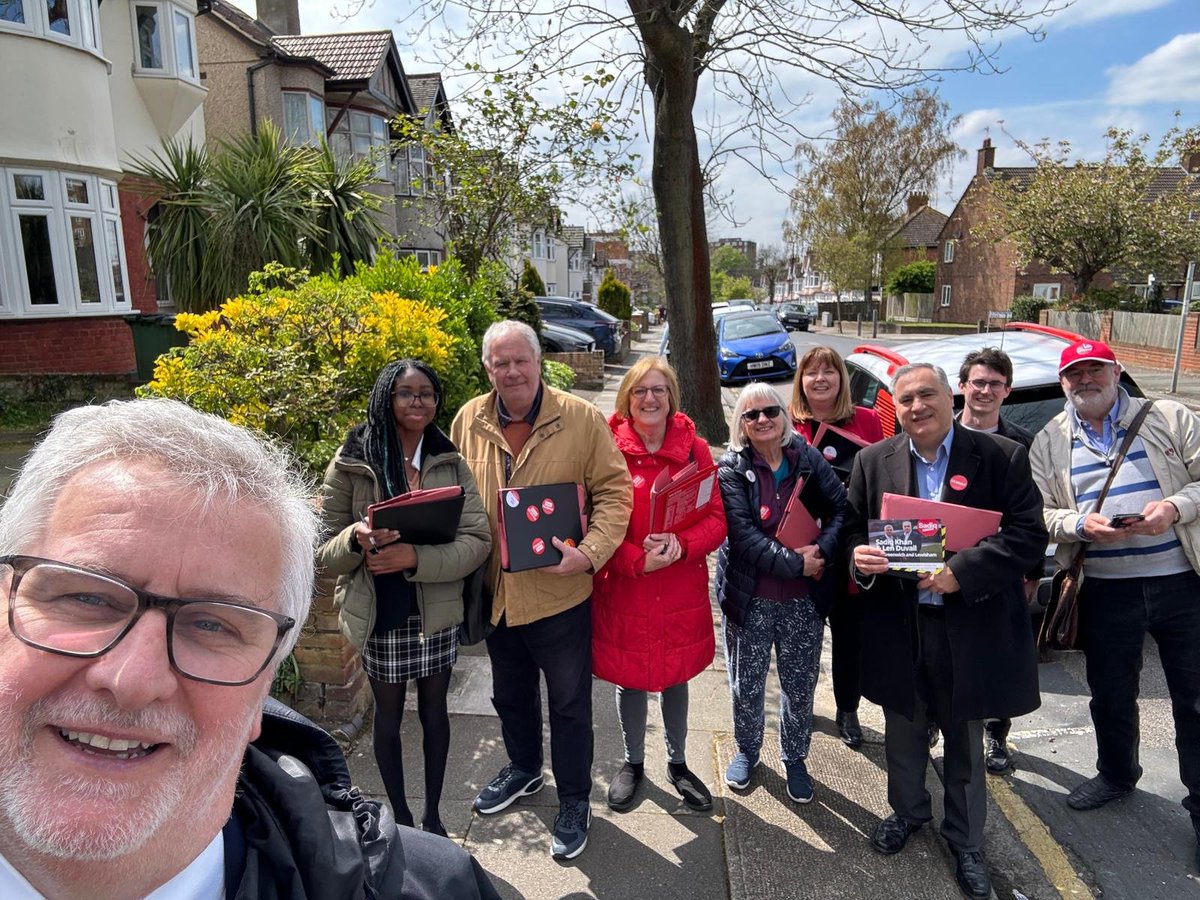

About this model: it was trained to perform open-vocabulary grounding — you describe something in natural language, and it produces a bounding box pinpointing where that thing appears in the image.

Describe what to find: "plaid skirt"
[362,613,458,682]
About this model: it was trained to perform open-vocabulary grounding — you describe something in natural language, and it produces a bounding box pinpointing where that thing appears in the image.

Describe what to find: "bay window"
[0,0,101,52]
[131,2,199,84]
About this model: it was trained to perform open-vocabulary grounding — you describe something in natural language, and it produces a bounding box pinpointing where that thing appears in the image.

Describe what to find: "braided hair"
[362,359,443,499]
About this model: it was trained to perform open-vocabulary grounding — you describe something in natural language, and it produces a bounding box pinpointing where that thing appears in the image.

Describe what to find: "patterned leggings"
[723,596,824,763]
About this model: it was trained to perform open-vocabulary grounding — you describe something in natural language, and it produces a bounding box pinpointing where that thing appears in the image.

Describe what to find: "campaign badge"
[505,490,520,508]
[526,505,540,523]
[531,537,546,556]
[542,497,556,515]
[949,475,968,492]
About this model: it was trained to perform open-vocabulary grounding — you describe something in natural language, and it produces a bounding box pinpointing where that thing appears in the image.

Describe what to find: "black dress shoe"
[952,848,992,899]
[984,733,1012,775]
[870,813,923,854]
[1066,775,1133,811]
[836,709,864,749]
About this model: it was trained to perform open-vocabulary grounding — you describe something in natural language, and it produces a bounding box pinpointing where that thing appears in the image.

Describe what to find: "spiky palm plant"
[307,139,385,276]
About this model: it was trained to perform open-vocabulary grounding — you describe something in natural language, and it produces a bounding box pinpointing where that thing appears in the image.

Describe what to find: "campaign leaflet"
[867,517,945,576]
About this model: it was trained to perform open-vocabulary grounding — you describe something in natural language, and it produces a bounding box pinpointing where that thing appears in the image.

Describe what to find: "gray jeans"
[616,683,690,765]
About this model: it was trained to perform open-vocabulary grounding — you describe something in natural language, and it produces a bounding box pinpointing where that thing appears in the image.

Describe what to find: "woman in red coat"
[593,356,727,814]
[789,346,885,750]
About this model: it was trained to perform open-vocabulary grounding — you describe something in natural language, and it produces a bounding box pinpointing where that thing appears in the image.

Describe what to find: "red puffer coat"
[592,411,727,692]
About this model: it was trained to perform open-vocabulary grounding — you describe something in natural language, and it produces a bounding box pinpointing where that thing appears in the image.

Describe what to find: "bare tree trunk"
[635,7,725,443]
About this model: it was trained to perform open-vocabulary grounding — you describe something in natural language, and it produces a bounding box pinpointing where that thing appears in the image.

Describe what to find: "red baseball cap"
[1059,339,1118,375]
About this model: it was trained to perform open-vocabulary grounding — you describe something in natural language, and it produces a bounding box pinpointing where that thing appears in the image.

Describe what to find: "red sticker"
[541,497,556,515]
[526,505,540,523]
[759,505,770,520]
[531,537,546,555]
[949,474,968,492]
[916,519,940,537]
[563,537,576,548]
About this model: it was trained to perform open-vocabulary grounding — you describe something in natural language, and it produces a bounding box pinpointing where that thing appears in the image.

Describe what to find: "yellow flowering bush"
[140,257,497,474]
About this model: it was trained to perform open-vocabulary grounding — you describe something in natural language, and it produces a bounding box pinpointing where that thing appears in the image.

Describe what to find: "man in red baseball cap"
[1031,336,1200,873]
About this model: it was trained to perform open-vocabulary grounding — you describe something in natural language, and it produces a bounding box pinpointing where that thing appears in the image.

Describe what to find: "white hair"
[481,319,541,368]
[729,383,795,451]
[0,399,318,655]
[891,362,952,394]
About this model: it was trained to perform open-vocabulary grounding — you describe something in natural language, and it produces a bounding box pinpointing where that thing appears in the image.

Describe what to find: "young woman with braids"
[318,359,491,836]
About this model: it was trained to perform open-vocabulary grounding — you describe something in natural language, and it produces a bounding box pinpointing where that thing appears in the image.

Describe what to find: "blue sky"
[229,0,1199,251]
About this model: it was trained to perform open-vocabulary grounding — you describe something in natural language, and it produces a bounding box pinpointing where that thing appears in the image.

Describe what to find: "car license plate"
[747,360,772,370]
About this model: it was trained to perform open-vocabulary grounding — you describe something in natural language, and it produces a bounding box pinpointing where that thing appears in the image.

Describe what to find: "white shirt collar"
[0,832,225,900]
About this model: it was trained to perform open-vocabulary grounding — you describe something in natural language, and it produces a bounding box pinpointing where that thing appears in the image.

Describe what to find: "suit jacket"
[844,425,1047,721]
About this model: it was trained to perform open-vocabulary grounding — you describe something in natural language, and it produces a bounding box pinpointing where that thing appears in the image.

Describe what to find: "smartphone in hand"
[1108,513,1146,528]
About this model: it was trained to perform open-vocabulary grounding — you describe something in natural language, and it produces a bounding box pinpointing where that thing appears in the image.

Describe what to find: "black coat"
[226,699,499,900]
[716,433,847,623]
[844,425,1047,722]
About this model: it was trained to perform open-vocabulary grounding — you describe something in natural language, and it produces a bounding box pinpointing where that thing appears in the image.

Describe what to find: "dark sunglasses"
[741,405,783,423]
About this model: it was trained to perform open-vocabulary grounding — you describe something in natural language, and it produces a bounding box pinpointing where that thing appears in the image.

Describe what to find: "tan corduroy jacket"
[451,384,633,626]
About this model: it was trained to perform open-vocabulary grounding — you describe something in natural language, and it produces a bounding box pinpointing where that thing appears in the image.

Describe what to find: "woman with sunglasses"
[789,346,885,750]
[716,383,847,804]
[317,359,491,837]
[592,357,728,813]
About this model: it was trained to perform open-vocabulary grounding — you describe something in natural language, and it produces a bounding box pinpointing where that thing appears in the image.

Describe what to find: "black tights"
[369,669,452,831]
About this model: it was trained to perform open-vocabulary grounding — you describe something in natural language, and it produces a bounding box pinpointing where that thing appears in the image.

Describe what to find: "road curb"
[986,774,1094,899]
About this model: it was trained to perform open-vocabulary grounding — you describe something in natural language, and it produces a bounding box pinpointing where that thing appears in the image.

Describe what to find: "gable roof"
[406,73,454,130]
[887,204,948,248]
[561,225,586,250]
[272,31,391,82]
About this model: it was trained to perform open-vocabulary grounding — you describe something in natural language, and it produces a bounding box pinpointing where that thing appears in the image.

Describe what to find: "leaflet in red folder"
[775,476,822,549]
[648,462,717,533]
[880,493,1001,552]
[497,483,588,572]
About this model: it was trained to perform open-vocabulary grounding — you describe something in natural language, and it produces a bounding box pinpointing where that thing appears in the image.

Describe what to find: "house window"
[0,0,101,52]
[940,284,952,307]
[547,237,556,262]
[282,92,326,146]
[399,248,441,268]
[546,282,556,294]
[331,110,390,180]
[532,230,544,259]
[131,2,199,83]
[1,168,131,318]
[943,240,955,263]
[568,248,580,272]
[1032,283,1061,302]
[395,145,427,196]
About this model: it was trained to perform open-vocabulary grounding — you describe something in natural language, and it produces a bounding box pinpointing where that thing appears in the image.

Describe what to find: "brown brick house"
[934,139,1197,324]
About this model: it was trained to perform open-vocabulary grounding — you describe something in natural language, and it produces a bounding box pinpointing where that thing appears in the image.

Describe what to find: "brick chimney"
[977,138,996,176]
[906,193,929,216]
[257,0,300,35]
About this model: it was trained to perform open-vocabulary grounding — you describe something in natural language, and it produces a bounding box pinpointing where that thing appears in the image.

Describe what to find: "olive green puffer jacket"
[316,423,492,648]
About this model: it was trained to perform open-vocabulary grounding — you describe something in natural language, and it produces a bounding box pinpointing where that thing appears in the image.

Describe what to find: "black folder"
[497,483,587,573]
[367,486,465,545]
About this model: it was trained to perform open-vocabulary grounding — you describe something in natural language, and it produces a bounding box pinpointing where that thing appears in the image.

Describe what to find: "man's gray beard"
[1067,384,1118,421]
[0,689,244,862]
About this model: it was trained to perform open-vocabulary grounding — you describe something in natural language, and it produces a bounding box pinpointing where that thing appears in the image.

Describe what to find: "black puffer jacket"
[225,699,499,899]
[716,434,847,624]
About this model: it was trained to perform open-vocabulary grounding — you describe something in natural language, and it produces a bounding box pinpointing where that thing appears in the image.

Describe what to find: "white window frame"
[281,91,327,147]
[943,240,955,263]
[546,282,557,294]
[130,1,200,85]
[0,0,102,53]
[331,109,390,181]
[940,284,952,307]
[0,167,132,319]
[568,248,580,272]
[547,236,556,262]
[532,230,544,259]
[1031,283,1061,302]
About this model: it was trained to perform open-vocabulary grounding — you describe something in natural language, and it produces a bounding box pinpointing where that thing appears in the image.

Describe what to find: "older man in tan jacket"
[452,320,632,861]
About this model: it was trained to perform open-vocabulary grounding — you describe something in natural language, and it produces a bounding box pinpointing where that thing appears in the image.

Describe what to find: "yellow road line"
[987,775,1094,899]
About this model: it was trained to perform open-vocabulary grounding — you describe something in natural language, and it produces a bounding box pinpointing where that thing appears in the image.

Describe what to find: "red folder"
[880,493,1001,552]
[648,462,717,533]
[366,486,465,544]
[497,483,588,572]
[776,476,822,549]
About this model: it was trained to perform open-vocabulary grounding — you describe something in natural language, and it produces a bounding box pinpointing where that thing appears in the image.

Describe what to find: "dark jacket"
[844,425,1047,722]
[955,412,1035,450]
[716,433,847,623]
[226,699,499,900]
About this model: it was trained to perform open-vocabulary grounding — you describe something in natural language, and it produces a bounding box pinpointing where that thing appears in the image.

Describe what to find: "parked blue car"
[716,311,796,384]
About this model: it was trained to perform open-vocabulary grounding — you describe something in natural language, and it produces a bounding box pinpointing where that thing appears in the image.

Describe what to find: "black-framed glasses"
[966,378,1007,391]
[741,405,783,423]
[391,389,438,406]
[0,556,294,687]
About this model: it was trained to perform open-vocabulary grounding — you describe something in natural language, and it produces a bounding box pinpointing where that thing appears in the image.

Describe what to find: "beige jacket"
[451,384,633,626]
[1030,392,1200,573]
[316,424,492,648]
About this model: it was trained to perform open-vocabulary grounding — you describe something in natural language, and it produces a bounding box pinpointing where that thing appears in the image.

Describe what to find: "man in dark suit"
[845,363,1047,899]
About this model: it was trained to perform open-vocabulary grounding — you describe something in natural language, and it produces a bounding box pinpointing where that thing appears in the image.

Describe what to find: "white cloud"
[1106,33,1200,106]
[1050,0,1172,30]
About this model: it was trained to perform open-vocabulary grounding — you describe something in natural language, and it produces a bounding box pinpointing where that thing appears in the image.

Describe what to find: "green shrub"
[1010,294,1049,324]
[885,261,936,296]
[139,257,492,475]
[1083,285,1139,311]
[496,284,543,334]
[596,269,632,320]
[542,360,575,391]
[519,260,547,296]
